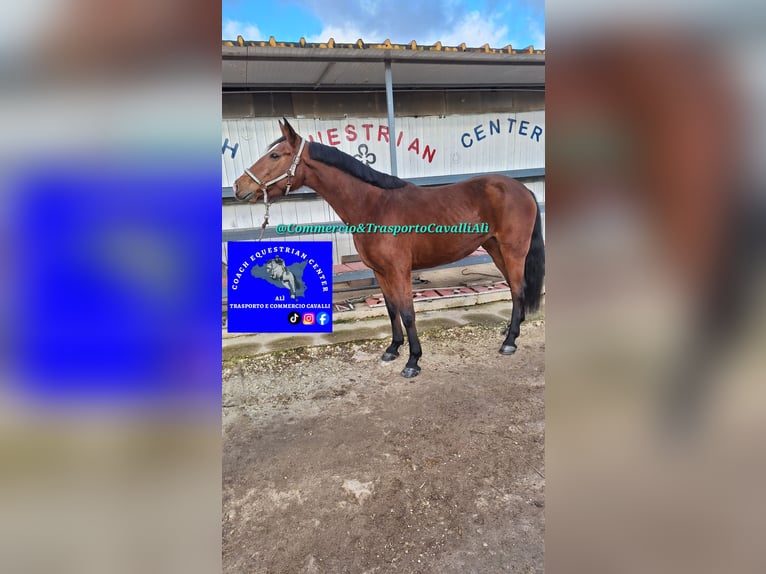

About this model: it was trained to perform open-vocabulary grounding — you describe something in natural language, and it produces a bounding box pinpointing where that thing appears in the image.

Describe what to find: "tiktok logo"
[287,311,300,325]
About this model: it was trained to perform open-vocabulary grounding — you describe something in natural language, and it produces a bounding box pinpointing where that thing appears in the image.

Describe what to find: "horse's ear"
[280,118,299,147]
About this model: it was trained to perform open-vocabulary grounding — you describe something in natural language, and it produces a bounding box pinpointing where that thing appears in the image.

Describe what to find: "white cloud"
[222,19,263,41]
[427,11,510,48]
[306,10,513,48]
[358,0,381,16]
[528,18,545,49]
[306,24,369,44]
[289,3,541,49]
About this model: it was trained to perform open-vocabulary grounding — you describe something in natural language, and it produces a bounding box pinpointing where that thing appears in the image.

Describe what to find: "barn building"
[222,37,545,276]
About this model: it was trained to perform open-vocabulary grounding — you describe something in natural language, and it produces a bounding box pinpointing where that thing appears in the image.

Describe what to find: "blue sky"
[222,0,544,50]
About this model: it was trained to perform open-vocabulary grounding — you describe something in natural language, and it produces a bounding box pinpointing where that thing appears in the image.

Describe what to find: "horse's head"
[233,118,307,204]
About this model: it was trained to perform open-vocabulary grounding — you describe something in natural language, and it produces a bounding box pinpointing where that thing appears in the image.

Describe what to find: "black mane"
[268,136,286,148]
[308,142,408,189]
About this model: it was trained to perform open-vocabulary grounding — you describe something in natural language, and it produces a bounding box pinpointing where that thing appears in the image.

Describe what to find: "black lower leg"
[382,297,404,361]
[400,309,422,378]
[500,296,524,355]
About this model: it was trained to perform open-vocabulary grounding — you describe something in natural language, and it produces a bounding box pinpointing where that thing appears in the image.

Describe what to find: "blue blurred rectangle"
[5,157,220,409]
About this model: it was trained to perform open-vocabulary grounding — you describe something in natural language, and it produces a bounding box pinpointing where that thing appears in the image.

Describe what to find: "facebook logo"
[317,312,330,326]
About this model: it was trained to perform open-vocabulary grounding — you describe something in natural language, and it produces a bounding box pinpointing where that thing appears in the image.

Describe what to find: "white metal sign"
[222,112,544,187]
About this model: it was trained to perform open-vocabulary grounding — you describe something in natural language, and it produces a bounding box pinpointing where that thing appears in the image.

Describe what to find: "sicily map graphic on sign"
[227,241,333,333]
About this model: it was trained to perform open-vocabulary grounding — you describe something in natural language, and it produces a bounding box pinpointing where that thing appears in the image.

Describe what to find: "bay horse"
[233,119,545,378]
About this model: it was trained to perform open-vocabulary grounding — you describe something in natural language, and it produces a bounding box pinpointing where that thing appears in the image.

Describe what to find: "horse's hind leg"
[399,297,422,378]
[482,237,510,315]
[373,271,404,361]
[483,237,527,354]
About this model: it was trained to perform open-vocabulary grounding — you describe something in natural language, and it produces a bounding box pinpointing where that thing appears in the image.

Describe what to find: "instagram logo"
[302,312,315,325]
[317,312,329,326]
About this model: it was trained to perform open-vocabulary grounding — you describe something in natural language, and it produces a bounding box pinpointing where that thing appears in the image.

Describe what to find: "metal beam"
[384,60,398,177]
[313,61,335,87]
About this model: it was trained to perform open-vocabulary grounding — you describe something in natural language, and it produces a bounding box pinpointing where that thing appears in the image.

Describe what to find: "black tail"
[523,202,545,313]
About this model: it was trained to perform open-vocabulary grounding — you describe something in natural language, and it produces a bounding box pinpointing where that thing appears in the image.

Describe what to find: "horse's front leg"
[388,269,421,378]
[373,272,404,361]
[382,296,404,361]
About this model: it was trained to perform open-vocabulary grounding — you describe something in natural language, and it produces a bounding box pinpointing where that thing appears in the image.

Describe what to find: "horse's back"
[469,174,535,198]
[455,174,538,218]
[396,175,532,203]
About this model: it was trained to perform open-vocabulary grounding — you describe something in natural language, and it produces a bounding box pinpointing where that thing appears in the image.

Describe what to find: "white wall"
[222,112,544,186]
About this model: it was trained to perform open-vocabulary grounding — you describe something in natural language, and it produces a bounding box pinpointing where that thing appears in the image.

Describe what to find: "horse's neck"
[304,163,378,224]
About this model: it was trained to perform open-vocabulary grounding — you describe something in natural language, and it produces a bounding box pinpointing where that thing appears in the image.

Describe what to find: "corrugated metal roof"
[222,37,544,89]
[222,36,544,55]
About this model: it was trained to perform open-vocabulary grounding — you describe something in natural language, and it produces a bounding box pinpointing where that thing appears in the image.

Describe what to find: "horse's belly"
[410,237,484,270]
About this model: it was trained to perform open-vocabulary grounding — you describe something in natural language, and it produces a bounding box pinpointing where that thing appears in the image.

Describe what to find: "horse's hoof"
[381,352,399,362]
[499,344,517,355]
[401,366,421,378]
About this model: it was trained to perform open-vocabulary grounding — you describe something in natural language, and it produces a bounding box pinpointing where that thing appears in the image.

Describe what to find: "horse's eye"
[270,153,279,159]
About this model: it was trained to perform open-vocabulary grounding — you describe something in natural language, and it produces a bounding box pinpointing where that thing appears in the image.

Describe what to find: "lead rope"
[257,190,270,241]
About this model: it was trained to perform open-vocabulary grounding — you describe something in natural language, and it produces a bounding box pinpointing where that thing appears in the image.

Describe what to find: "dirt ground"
[222,318,545,574]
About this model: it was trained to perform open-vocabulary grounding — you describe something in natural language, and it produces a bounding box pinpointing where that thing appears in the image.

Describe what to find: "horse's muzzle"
[232,182,254,202]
